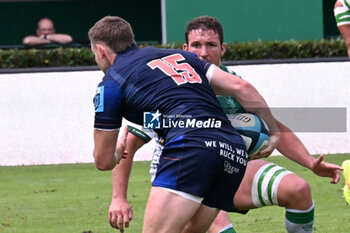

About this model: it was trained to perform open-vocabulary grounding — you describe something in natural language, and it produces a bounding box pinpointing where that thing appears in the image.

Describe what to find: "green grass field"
[0,154,349,233]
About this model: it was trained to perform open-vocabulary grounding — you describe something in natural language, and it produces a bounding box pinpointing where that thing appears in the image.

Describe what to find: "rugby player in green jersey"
[181,16,342,233]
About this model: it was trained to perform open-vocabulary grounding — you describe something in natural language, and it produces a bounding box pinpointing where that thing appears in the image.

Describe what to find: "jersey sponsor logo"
[224,161,240,174]
[143,110,222,129]
[94,86,104,112]
[143,110,162,129]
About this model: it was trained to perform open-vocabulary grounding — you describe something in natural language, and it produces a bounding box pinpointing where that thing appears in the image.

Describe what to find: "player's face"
[183,29,226,66]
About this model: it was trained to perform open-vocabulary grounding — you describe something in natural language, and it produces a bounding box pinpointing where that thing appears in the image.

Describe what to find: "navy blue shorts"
[152,134,247,212]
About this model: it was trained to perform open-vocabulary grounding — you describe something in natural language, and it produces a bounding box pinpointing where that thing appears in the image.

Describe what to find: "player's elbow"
[236,79,253,93]
[93,152,115,171]
[94,159,114,171]
[222,77,251,96]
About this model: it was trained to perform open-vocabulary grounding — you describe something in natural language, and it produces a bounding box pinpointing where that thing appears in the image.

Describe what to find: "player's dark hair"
[88,16,136,53]
[185,16,224,45]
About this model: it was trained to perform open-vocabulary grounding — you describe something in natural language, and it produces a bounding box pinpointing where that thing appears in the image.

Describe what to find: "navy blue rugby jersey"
[93,46,244,147]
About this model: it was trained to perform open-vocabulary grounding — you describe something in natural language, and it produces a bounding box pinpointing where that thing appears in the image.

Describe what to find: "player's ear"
[220,43,226,57]
[96,44,106,58]
[183,43,188,51]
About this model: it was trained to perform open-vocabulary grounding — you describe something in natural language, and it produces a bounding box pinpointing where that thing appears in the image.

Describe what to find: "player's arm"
[109,132,146,232]
[109,125,151,232]
[93,77,126,171]
[276,120,343,183]
[93,127,128,171]
[208,64,280,157]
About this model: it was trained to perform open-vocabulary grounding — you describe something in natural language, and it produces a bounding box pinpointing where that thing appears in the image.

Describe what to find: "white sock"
[285,202,314,233]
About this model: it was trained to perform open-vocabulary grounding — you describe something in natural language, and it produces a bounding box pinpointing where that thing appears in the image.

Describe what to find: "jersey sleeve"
[93,75,123,130]
[196,56,212,74]
[216,64,245,114]
[205,64,215,83]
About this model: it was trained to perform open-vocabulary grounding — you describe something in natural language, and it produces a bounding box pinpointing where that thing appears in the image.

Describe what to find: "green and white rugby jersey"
[216,64,245,114]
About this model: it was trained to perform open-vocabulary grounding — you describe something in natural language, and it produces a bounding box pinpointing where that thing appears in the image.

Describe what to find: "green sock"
[219,224,237,233]
[285,202,314,233]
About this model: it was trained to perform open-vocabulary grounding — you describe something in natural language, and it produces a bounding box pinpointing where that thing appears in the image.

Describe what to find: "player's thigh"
[143,186,201,233]
[233,159,270,210]
[183,204,219,233]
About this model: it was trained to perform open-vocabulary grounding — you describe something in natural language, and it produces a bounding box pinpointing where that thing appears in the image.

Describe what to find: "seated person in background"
[22,17,72,46]
[334,0,350,58]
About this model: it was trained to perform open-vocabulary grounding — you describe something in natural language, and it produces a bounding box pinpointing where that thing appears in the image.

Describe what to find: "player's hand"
[311,154,343,184]
[108,197,133,232]
[251,131,280,160]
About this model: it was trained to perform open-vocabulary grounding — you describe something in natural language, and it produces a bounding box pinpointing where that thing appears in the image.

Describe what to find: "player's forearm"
[112,155,133,199]
[112,133,145,198]
[276,121,314,169]
[233,82,279,134]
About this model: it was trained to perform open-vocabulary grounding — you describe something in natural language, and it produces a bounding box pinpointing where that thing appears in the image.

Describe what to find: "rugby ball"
[228,113,270,157]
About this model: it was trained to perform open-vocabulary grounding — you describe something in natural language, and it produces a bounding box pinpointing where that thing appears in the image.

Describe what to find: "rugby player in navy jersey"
[89,16,280,233]
[106,16,343,233]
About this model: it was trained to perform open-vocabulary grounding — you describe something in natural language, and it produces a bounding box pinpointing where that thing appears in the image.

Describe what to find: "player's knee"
[213,211,230,225]
[209,211,231,231]
[285,176,312,204]
[294,179,311,199]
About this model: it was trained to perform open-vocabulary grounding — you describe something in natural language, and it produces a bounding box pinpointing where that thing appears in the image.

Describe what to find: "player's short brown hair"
[88,16,136,53]
[185,16,224,45]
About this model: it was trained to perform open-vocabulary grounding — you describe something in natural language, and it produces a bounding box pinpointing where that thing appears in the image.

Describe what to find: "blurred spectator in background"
[334,0,350,58]
[22,17,72,46]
